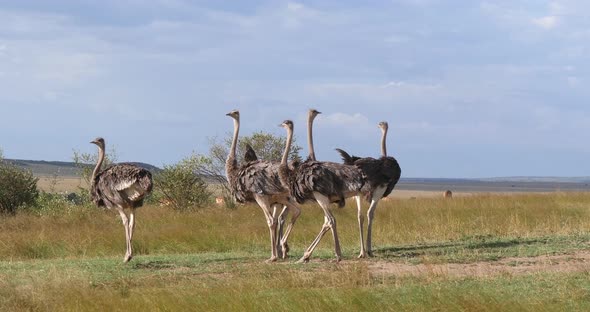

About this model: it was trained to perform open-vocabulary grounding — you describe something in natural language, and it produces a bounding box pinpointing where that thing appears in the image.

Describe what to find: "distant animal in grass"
[90,137,153,263]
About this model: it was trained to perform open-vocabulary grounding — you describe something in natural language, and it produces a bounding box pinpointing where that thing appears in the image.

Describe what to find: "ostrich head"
[378,121,389,132]
[308,109,321,121]
[90,137,105,149]
[226,109,240,121]
[280,120,294,130]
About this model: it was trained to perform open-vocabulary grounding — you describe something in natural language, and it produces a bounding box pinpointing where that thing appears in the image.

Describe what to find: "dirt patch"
[368,251,590,278]
[37,176,83,192]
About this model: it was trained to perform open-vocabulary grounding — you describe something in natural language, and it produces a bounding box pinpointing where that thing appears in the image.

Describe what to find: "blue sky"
[0,0,588,178]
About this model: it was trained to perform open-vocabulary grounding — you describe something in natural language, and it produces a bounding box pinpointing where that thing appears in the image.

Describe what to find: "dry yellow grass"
[0,192,588,261]
[1,192,590,311]
[36,176,85,193]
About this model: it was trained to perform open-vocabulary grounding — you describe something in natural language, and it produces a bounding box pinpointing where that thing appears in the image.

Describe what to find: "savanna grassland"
[1,192,590,311]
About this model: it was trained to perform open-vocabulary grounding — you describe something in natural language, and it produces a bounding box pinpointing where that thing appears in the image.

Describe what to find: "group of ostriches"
[89,109,400,263]
[225,109,401,263]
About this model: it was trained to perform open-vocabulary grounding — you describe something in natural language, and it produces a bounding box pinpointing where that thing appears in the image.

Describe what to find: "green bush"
[0,161,39,214]
[29,190,90,216]
[153,154,212,211]
[31,192,72,216]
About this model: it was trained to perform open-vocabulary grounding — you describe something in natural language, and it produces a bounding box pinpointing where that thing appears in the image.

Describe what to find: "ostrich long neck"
[307,115,316,161]
[278,124,294,189]
[226,117,240,173]
[91,146,105,186]
[381,127,388,157]
[281,125,293,166]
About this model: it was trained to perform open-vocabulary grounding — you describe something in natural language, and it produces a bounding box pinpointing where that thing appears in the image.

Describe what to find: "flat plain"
[1,183,590,311]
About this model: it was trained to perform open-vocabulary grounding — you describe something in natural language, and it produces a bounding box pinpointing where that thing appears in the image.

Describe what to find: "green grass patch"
[1,192,590,310]
[1,253,590,311]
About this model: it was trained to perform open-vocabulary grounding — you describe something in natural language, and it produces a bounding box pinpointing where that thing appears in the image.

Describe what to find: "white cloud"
[549,1,566,15]
[307,81,443,107]
[281,2,319,29]
[287,2,304,11]
[318,112,370,128]
[532,16,558,29]
[1,1,589,176]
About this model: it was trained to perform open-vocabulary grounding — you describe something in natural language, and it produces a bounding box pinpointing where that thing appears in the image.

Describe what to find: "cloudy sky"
[0,0,588,178]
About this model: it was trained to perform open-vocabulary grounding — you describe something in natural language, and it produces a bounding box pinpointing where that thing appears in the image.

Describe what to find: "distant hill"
[3,158,589,193]
[4,159,161,177]
[477,176,590,183]
[401,177,590,183]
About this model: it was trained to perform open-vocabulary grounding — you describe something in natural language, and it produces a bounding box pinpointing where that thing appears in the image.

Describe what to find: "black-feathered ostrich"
[278,110,366,263]
[335,121,401,257]
[90,137,153,263]
[225,110,301,262]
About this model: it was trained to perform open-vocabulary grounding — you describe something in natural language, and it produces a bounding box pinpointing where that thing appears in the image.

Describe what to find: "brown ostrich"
[90,137,153,263]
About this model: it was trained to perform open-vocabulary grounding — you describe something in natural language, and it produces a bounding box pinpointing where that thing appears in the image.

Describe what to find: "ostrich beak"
[90,140,97,144]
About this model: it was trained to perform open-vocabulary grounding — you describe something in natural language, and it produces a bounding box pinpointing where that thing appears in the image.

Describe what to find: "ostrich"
[225,110,301,262]
[89,137,153,263]
[335,121,401,258]
[243,142,290,258]
[278,110,366,263]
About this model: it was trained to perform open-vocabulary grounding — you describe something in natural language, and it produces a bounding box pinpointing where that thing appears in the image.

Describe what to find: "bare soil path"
[367,251,590,277]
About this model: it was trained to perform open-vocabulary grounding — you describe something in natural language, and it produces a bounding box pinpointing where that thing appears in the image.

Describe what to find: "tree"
[0,160,39,214]
[206,131,302,207]
[153,154,212,211]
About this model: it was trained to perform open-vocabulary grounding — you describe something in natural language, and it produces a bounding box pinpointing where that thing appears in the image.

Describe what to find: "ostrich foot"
[358,252,367,259]
[281,243,290,259]
[296,256,310,264]
[123,253,133,263]
[265,256,278,263]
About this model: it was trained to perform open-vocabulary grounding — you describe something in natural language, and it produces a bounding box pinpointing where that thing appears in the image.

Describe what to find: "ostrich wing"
[290,161,364,206]
[318,161,365,193]
[334,148,362,165]
[243,144,258,162]
[232,161,285,202]
[96,163,153,207]
[341,156,401,200]
[381,156,401,197]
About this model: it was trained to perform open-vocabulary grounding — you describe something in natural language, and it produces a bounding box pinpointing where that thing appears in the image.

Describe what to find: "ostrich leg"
[279,201,301,259]
[297,193,342,263]
[117,208,132,263]
[254,196,279,262]
[127,209,136,262]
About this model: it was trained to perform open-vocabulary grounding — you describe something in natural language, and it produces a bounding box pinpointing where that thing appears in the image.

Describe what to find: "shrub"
[0,161,39,214]
[153,154,212,211]
[31,191,72,216]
